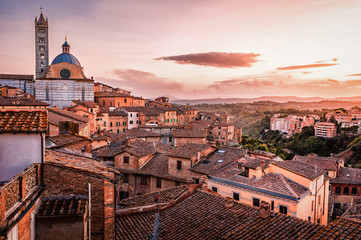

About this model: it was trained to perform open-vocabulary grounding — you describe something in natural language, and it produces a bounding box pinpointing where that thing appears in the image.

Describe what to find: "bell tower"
[35,10,49,79]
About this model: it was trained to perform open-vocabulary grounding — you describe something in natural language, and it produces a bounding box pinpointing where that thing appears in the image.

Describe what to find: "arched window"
[343,187,349,195]
[335,187,341,195]
[351,187,358,195]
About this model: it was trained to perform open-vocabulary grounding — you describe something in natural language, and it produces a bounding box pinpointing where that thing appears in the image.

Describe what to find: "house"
[315,122,337,138]
[173,127,207,146]
[0,110,47,182]
[48,107,90,138]
[208,124,235,146]
[43,149,120,240]
[108,108,128,133]
[115,185,360,239]
[94,92,135,111]
[91,134,110,149]
[207,157,329,225]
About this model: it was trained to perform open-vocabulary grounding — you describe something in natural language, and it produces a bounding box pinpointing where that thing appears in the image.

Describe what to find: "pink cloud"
[155,52,261,68]
[277,63,338,71]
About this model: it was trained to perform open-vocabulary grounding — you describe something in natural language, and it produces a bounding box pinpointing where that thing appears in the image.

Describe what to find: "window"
[169,137,172,142]
[211,187,218,193]
[244,167,249,177]
[140,176,147,185]
[334,202,341,209]
[352,187,358,195]
[39,37,45,43]
[175,181,181,186]
[279,205,288,214]
[136,113,139,117]
[271,200,274,210]
[123,122,126,126]
[104,121,106,126]
[130,120,133,124]
[193,178,199,184]
[103,101,105,105]
[123,156,129,164]
[110,122,113,127]
[130,113,132,117]
[123,174,129,183]
[253,198,260,207]
[124,99,127,103]
[335,186,341,195]
[156,178,162,188]
[343,187,349,195]
[119,191,129,200]
[117,129,120,133]
[110,102,112,107]
[233,192,240,201]
[39,45,45,51]
[136,120,139,124]
[177,161,182,170]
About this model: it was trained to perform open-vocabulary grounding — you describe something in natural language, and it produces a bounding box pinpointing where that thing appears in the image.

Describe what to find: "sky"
[1,0,361,99]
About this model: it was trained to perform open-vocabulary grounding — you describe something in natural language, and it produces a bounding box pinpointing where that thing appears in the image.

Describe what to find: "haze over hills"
[171,96,361,105]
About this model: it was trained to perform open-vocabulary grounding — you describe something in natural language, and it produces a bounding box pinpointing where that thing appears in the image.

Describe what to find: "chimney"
[197,152,201,163]
[259,201,271,219]
[261,160,265,168]
[225,197,234,209]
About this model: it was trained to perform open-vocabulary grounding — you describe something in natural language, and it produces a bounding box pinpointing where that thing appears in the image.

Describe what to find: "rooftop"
[94,92,132,98]
[48,107,89,129]
[173,127,206,138]
[0,96,48,106]
[191,148,246,175]
[0,74,34,81]
[46,133,91,148]
[331,167,361,185]
[168,143,214,159]
[293,154,341,171]
[271,160,324,180]
[116,186,324,240]
[36,195,87,217]
[0,110,47,133]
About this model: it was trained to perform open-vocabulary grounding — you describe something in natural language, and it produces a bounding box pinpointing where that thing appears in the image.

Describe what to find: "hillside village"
[0,11,361,240]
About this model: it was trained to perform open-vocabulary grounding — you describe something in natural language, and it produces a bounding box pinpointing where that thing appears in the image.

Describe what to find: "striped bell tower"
[35,10,49,79]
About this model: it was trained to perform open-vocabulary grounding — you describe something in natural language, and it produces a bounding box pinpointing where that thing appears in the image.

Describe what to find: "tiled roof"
[48,107,89,129]
[311,217,361,239]
[116,187,323,240]
[271,160,324,180]
[210,163,309,200]
[0,96,48,106]
[45,149,119,180]
[109,109,128,116]
[173,127,206,138]
[36,195,87,217]
[72,100,98,108]
[331,167,361,185]
[191,148,246,175]
[137,153,190,182]
[168,143,214,159]
[0,110,47,133]
[0,74,34,81]
[94,92,131,97]
[47,133,90,147]
[123,128,161,138]
[97,140,158,158]
[242,156,271,170]
[122,106,165,116]
[97,145,125,158]
[293,154,340,171]
[118,186,188,208]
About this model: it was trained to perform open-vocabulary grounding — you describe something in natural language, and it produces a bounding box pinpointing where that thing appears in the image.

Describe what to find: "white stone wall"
[0,79,35,95]
[35,79,94,108]
[0,133,44,181]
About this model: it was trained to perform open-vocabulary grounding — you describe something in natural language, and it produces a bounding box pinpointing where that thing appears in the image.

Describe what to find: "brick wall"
[42,163,115,240]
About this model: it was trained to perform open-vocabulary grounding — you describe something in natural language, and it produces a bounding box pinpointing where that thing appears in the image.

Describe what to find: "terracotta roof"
[72,100,98,108]
[168,143,214,159]
[36,195,87,217]
[191,148,246,175]
[311,217,361,239]
[0,96,48,106]
[0,74,34,81]
[94,92,131,97]
[122,106,164,116]
[97,140,158,158]
[118,186,188,208]
[331,167,361,185]
[271,160,324,180]
[109,109,128,116]
[210,163,309,200]
[0,110,47,133]
[97,145,126,158]
[293,154,341,171]
[48,107,89,129]
[47,133,91,148]
[45,149,119,180]
[116,187,323,240]
[137,153,190,182]
[173,127,206,138]
[122,128,161,138]
[242,156,271,170]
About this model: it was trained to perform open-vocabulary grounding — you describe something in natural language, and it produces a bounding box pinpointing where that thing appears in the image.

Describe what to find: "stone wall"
[42,163,115,240]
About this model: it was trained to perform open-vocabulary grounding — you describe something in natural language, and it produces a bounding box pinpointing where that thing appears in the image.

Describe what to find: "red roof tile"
[0,110,47,133]
[36,195,87,217]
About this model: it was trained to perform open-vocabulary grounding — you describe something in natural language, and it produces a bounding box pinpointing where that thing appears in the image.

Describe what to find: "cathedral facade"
[0,11,94,108]
[34,12,94,108]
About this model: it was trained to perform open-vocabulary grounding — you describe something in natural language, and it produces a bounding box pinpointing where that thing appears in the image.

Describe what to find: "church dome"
[51,53,81,66]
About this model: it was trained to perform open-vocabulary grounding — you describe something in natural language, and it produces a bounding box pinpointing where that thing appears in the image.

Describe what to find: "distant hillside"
[171,96,361,105]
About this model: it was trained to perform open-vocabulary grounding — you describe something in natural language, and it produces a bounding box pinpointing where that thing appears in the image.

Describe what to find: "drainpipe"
[40,132,44,187]
[314,178,318,223]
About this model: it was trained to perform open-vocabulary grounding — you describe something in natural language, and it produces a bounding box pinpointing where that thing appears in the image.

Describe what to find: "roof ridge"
[279,174,299,198]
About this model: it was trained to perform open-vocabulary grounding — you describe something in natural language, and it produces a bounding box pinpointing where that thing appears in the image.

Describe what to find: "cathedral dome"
[51,53,81,66]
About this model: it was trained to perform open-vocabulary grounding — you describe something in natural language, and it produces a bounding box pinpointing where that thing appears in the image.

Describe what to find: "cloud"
[155,52,260,68]
[347,73,361,77]
[277,63,338,71]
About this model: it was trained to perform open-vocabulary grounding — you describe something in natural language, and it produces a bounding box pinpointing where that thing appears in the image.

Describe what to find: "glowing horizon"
[1,0,361,99]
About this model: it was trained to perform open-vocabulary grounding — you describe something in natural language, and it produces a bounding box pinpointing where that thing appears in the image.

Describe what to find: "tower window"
[40,54,45,59]
[39,45,45,51]
[39,37,45,43]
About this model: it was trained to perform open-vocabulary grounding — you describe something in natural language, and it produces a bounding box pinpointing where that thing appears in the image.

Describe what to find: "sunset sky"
[1,0,361,99]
